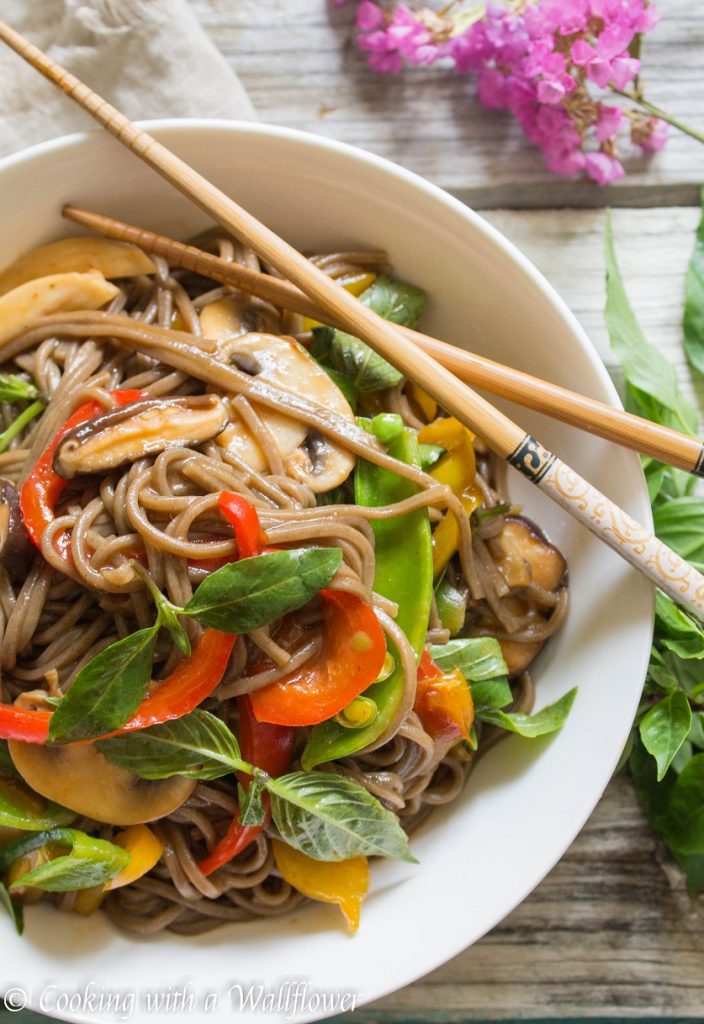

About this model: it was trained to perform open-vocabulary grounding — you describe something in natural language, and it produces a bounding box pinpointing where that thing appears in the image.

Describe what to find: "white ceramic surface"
[0,121,653,1024]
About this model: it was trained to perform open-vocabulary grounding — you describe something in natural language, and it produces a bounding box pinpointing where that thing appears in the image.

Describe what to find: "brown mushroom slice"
[0,481,34,580]
[200,294,258,340]
[213,334,355,491]
[52,394,229,479]
[8,740,196,826]
[499,636,545,677]
[0,271,119,349]
[494,517,567,592]
[0,237,155,296]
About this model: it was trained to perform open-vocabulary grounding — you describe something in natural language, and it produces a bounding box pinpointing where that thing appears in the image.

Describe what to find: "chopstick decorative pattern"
[2,17,704,620]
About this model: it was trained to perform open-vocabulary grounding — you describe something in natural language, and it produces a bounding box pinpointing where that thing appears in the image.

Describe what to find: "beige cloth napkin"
[0,0,257,159]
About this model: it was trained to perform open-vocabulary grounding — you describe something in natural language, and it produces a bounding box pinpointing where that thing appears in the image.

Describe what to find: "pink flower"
[584,150,626,183]
[356,1,384,32]
[595,103,624,141]
[631,115,668,152]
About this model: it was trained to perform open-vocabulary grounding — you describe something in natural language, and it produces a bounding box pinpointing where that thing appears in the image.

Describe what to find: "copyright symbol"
[3,987,27,1012]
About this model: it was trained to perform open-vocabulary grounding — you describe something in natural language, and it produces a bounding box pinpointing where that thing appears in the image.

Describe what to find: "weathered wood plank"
[187,0,704,208]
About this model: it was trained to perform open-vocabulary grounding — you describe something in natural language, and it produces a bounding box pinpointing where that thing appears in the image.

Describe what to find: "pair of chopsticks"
[1,18,704,620]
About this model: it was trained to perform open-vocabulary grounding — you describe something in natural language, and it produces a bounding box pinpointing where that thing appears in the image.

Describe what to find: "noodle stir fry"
[0,231,572,935]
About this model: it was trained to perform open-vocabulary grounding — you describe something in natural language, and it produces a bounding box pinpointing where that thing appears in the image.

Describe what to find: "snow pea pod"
[302,425,432,769]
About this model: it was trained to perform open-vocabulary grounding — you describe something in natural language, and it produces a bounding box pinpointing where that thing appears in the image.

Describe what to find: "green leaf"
[0,881,23,935]
[2,828,129,893]
[471,502,512,528]
[689,711,704,750]
[48,626,158,744]
[98,709,244,781]
[0,373,38,403]
[130,561,190,656]
[472,678,514,712]
[184,547,342,634]
[477,687,577,738]
[309,276,426,395]
[359,275,427,328]
[604,211,698,436]
[267,770,414,862]
[654,590,704,660]
[629,733,677,822]
[646,647,679,694]
[434,576,467,637]
[0,400,45,455]
[639,692,692,781]
[681,852,704,898]
[653,497,704,573]
[656,753,704,855]
[431,637,509,682]
[238,775,267,827]
[684,186,704,376]
[0,778,74,831]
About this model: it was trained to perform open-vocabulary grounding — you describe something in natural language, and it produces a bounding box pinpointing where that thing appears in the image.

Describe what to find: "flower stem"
[0,400,44,454]
[612,88,704,145]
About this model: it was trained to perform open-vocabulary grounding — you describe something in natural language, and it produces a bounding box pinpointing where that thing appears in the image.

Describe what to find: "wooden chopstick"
[63,203,704,477]
[3,17,704,621]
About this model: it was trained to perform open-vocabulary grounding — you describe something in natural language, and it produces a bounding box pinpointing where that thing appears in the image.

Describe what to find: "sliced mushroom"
[0,237,155,296]
[211,333,355,491]
[198,293,282,340]
[0,481,33,580]
[0,271,119,349]
[8,740,196,826]
[493,517,567,592]
[52,394,229,479]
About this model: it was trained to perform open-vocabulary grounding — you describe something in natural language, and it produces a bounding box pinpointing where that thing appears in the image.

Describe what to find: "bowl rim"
[0,118,653,1022]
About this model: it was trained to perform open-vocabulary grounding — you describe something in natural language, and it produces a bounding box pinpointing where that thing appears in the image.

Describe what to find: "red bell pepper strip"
[198,696,294,877]
[414,650,474,743]
[249,589,387,727]
[217,491,268,559]
[0,628,235,744]
[19,389,149,560]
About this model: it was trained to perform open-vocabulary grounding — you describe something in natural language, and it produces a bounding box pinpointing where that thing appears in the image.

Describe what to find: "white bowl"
[0,121,652,1024]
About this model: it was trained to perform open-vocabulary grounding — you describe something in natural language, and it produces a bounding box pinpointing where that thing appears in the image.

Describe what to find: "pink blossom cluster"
[334,0,668,183]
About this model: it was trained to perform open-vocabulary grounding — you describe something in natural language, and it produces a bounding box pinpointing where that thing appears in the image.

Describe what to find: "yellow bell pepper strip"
[418,417,482,579]
[414,651,475,744]
[106,825,163,890]
[272,839,369,933]
[302,272,377,332]
[407,381,437,423]
[302,424,432,769]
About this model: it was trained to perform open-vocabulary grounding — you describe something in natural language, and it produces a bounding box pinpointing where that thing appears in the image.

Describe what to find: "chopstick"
[2,19,704,623]
[64,203,704,477]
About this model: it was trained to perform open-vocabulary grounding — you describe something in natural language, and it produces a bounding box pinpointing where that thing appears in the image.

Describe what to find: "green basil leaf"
[359,275,427,329]
[98,709,244,781]
[3,828,129,893]
[629,733,677,822]
[266,771,414,862]
[477,687,577,738]
[646,647,679,694]
[639,692,692,781]
[327,329,402,394]
[671,740,694,775]
[652,497,704,573]
[684,186,704,376]
[431,637,509,683]
[0,881,23,935]
[0,778,74,831]
[238,776,267,827]
[605,211,698,436]
[130,561,190,656]
[0,373,38,403]
[680,852,704,898]
[48,626,158,744]
[321,365,358,409]
[654,590,704,659]
[689,711,704,750]
[471,678,514,712]
[434,577,467,637]
[183,547,342,633]
[643,457,668,503]
[655,753,704,855]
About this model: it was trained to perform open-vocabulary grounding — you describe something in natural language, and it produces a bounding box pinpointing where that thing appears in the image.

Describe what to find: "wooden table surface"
[185,1,704,1018]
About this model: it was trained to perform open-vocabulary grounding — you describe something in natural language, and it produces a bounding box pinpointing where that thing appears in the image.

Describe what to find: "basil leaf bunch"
[606,204,704,895]
[49,547,342,744]
[99,711,412,864]
[310,275,427,395]
[0,827,129,893]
